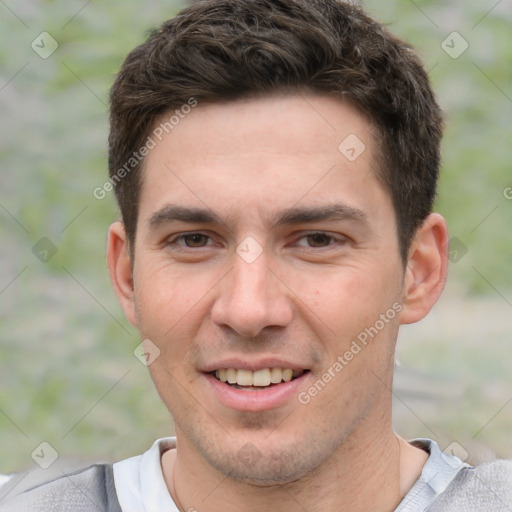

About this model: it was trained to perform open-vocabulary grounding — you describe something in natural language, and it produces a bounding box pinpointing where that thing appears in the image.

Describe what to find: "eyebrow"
[148,205,223,228]
[147,203,369,229]
[272,204,369,227]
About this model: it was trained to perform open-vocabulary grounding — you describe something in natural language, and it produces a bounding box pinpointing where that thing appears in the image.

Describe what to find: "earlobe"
[107,221,138,328]
[399,213,449,325]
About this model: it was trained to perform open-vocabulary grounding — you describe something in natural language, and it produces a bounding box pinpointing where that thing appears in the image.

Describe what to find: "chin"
[213,452,318,486]
[196,433,340,486]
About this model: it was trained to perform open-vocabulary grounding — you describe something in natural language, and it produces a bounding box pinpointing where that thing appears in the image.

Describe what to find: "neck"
[162,425,428,512]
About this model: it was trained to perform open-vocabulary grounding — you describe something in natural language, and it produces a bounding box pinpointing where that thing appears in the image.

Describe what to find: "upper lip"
[200,357,310,373]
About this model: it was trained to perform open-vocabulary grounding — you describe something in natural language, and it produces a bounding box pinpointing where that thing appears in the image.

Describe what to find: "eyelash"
[294,232,347,249]
[166,232,215,249]
[166,231,347,250]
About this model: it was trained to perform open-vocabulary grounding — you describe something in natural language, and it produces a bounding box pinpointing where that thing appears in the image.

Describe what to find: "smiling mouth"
[211,368,308,390]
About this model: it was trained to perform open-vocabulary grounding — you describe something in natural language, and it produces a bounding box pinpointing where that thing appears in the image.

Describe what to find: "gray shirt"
[396,438,512,511]
[1,437,511,511]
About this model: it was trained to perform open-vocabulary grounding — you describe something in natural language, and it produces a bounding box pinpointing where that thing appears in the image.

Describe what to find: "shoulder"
[429,459,512,511]
[0,463,121,512]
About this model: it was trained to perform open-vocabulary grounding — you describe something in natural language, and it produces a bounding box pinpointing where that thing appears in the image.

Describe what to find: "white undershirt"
[0,474,12,487]
[113,437,179,512]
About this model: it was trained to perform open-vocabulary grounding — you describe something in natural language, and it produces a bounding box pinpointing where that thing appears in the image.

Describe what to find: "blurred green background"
[0,0,510,474]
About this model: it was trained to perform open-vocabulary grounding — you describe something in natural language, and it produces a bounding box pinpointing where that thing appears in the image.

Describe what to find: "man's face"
[127,94,407,482]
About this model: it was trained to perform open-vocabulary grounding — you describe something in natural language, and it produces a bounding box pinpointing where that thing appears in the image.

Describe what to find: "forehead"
[138,94,390,228]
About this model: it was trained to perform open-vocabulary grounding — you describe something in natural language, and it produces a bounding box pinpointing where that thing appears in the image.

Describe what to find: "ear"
[107,221,138,328]
[399,213,449,325]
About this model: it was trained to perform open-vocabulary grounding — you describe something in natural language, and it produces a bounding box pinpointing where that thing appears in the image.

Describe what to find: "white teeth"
[270,367,283,384]
[282,369,293,382]
[236,369,253,386]
[214,367,304,387]
[252,368,271,387]
[226,368,237,384]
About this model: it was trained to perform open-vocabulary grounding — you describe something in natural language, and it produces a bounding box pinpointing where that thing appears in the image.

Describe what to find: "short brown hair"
[109,0,443,261]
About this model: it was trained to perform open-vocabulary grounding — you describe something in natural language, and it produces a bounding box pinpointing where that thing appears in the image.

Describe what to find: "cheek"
[289,263,401,328]
[133,263,215,356]
[287,266,403,382]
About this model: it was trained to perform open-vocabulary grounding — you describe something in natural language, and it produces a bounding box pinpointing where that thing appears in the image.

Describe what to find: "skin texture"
[108,94,448,512]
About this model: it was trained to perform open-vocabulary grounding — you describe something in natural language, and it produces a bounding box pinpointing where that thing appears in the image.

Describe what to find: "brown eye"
[183,234,210,247]
[305,233,332,247]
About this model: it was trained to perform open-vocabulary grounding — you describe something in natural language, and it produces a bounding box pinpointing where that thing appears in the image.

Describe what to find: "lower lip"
[204,372,309,412]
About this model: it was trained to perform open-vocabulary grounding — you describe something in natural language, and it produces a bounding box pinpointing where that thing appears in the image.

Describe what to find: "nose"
[210,250,293,338]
